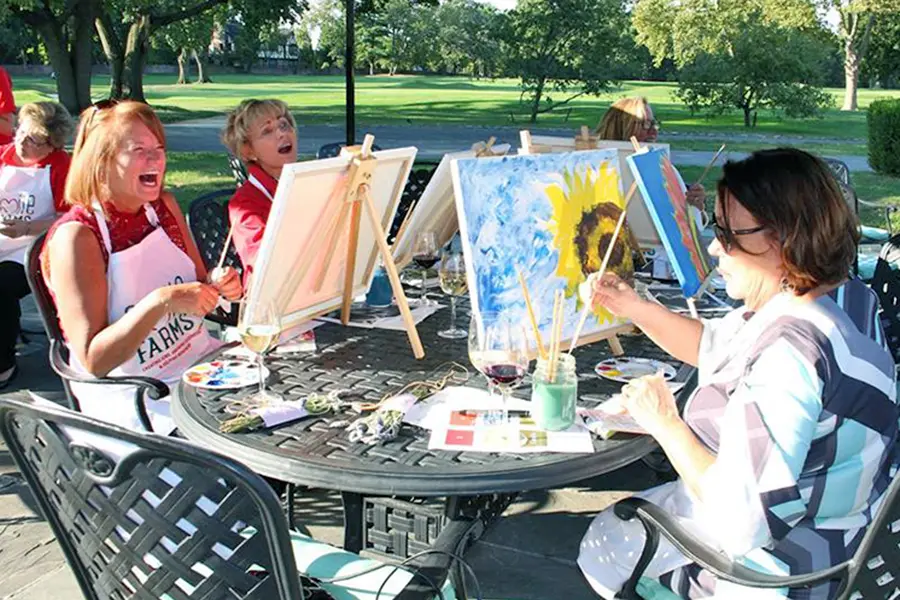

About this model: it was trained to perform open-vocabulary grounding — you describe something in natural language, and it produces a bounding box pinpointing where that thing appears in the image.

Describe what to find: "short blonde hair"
[595,97,652,141]
[17,101,75,149]
[65,101,167,209]
[221,99,295,161]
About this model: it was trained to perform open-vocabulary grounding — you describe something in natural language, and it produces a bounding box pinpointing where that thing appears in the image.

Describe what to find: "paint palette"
[594,357,677,384]
[182,360,268,390]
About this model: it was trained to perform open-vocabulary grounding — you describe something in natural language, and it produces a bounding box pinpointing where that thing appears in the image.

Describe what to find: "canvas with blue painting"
[451,151,634,352]
[626,149,713,298]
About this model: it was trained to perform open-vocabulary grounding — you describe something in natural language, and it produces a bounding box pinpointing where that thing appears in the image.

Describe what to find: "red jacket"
[0,68,13,146]
[228,163,277,287]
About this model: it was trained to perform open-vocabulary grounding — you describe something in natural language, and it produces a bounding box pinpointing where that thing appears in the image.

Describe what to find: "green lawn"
[13,73,900,140]
[166,154,900,231]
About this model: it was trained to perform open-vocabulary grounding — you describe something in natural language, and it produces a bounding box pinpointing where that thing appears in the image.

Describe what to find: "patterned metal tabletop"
[173,300,696,496]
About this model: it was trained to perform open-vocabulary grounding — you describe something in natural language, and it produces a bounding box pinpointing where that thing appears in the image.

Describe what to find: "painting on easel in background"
[627,148,712,298]
[452,150,634,353]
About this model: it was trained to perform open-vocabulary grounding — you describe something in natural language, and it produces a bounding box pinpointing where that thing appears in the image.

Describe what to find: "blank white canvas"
[247,147,417,330]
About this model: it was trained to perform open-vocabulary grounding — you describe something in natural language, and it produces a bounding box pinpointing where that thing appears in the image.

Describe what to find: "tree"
[95,0,302,102]
[634,0,833,127]
[822,0,900,111]
[861,10,900,88]
[434,0,503,77]
[2,0,97,113]
[158,11,220,84]
[502,0,631,123]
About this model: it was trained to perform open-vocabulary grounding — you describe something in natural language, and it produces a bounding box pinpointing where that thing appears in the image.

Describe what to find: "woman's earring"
[780,277,795,294]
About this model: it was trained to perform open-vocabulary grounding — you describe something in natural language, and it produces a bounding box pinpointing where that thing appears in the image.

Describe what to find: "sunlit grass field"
[13,73,900,140]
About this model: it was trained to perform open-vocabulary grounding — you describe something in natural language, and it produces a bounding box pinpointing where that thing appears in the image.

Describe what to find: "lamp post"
[345,0,355,147]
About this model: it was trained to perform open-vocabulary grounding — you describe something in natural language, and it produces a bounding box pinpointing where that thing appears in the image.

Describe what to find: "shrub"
[869,99,900,176]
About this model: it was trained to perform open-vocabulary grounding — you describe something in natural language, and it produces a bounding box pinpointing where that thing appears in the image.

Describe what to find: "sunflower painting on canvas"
[451,150,633,353]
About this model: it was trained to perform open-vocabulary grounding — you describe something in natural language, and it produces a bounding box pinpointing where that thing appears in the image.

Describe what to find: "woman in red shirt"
[0,101,74,388]
[0,67,14,145]
[221,99,297,287]
[42,101,241,433]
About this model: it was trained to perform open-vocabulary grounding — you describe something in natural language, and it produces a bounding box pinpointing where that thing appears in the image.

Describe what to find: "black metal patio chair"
[612,463,900,599]
[388,166,438,245]
[186,188,244,327]
[871,253,900,368]
[317,141,383,160]
[0,396,461,600]
[24,234,165,431]
[228,153,249,187]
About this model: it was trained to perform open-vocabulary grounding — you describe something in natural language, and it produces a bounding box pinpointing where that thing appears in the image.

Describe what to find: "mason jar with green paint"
[530,354,577,431]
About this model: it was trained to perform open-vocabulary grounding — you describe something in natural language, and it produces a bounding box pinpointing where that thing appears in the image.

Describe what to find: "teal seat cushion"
[860,225,891,243]
[858,253,878,281]
[636,576,681,599]
[290,530,457,600]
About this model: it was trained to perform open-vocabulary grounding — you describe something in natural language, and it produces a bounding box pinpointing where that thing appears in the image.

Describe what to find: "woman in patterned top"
[41,101,242,434]
[578,148,898,599]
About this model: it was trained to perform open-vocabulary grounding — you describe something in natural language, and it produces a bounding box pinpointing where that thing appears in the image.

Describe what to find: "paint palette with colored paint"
[182,360,268,389]
[594,357,677,384]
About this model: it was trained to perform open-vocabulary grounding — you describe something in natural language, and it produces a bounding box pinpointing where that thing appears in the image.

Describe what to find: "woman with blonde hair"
[41,100,241,433]
[221,99,298,286]
[0,101,74,388]
[597,96,705,211]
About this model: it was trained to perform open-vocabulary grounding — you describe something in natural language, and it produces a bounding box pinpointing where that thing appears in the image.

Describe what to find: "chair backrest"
[823,157,852,187]
[229,154,249,187]
[388,165,438,245]
[187,189,245,277]
[870,257,900,365]
[316,141,383,160]
[0,397,303,600]
[844,462,900,599]
[24,233,79,410]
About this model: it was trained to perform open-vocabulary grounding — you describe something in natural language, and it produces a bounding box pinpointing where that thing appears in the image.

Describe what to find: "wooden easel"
[574,125,598,150]
[473,136,498,157]
[298,134,425,359]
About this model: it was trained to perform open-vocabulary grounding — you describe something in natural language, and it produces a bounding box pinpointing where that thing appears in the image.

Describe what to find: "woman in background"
[597,96,705,212]
[222,99,298,287]
[0,101,74,388]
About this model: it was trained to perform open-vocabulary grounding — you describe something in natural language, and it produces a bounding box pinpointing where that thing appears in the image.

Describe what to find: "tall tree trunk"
[124,16,151,102]
[529,77,545,123]
[32,7,94,114]
[95,13,125,99]
[72,3,95,110]
[177,48,188,84]
[743,105,752,127]
[841,14,875,112]
[193,49,212,83]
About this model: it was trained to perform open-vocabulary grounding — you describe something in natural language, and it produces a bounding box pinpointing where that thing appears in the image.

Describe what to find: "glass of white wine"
[438,250,468,339]
[238,298,283,406]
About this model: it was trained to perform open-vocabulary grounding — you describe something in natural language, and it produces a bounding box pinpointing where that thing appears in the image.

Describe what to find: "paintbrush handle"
[694,144,726,187]
[517,269,547,359]
[215,225,234,271]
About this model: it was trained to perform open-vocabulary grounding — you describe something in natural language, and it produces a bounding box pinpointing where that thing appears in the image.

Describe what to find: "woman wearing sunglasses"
[596,97,706,213]
[578,148,898,599]
[0,101,74,389]
[40,101,241,434]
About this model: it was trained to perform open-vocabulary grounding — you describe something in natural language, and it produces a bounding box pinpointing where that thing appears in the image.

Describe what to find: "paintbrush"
[694,144,726,187]
[516,268,547,360]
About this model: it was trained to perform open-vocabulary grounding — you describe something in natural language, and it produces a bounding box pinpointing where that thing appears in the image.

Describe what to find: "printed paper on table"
[246,148,417,330]
[452,151,633,353]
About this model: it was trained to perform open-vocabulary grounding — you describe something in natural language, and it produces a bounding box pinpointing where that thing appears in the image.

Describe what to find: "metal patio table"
[172,299,697,593]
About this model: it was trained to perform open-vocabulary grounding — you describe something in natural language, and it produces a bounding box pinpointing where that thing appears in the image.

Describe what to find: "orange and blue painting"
[627,149,712,297]
[452,150,633,351]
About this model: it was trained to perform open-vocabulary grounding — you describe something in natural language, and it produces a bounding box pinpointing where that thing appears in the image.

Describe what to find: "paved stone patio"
[0,297,664,599]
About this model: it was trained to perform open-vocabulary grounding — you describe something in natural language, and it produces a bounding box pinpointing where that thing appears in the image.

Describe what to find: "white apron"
[0,163,54,264]
[71,203,220,434]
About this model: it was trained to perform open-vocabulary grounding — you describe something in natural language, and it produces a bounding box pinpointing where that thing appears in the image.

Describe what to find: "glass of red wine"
[412,231,439,306]
[468,311,529,425]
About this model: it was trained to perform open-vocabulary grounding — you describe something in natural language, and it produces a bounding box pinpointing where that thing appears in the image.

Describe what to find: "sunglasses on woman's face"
[710,213,766,251]
[641,119,660,131]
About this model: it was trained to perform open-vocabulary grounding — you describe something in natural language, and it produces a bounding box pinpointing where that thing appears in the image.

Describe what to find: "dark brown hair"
[716,148,859,294]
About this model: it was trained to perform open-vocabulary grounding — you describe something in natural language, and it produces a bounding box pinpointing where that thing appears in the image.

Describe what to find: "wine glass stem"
[257,353,266,396]
[421,268,428,304]
[501,387,509,425]
[450,295,457,330]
